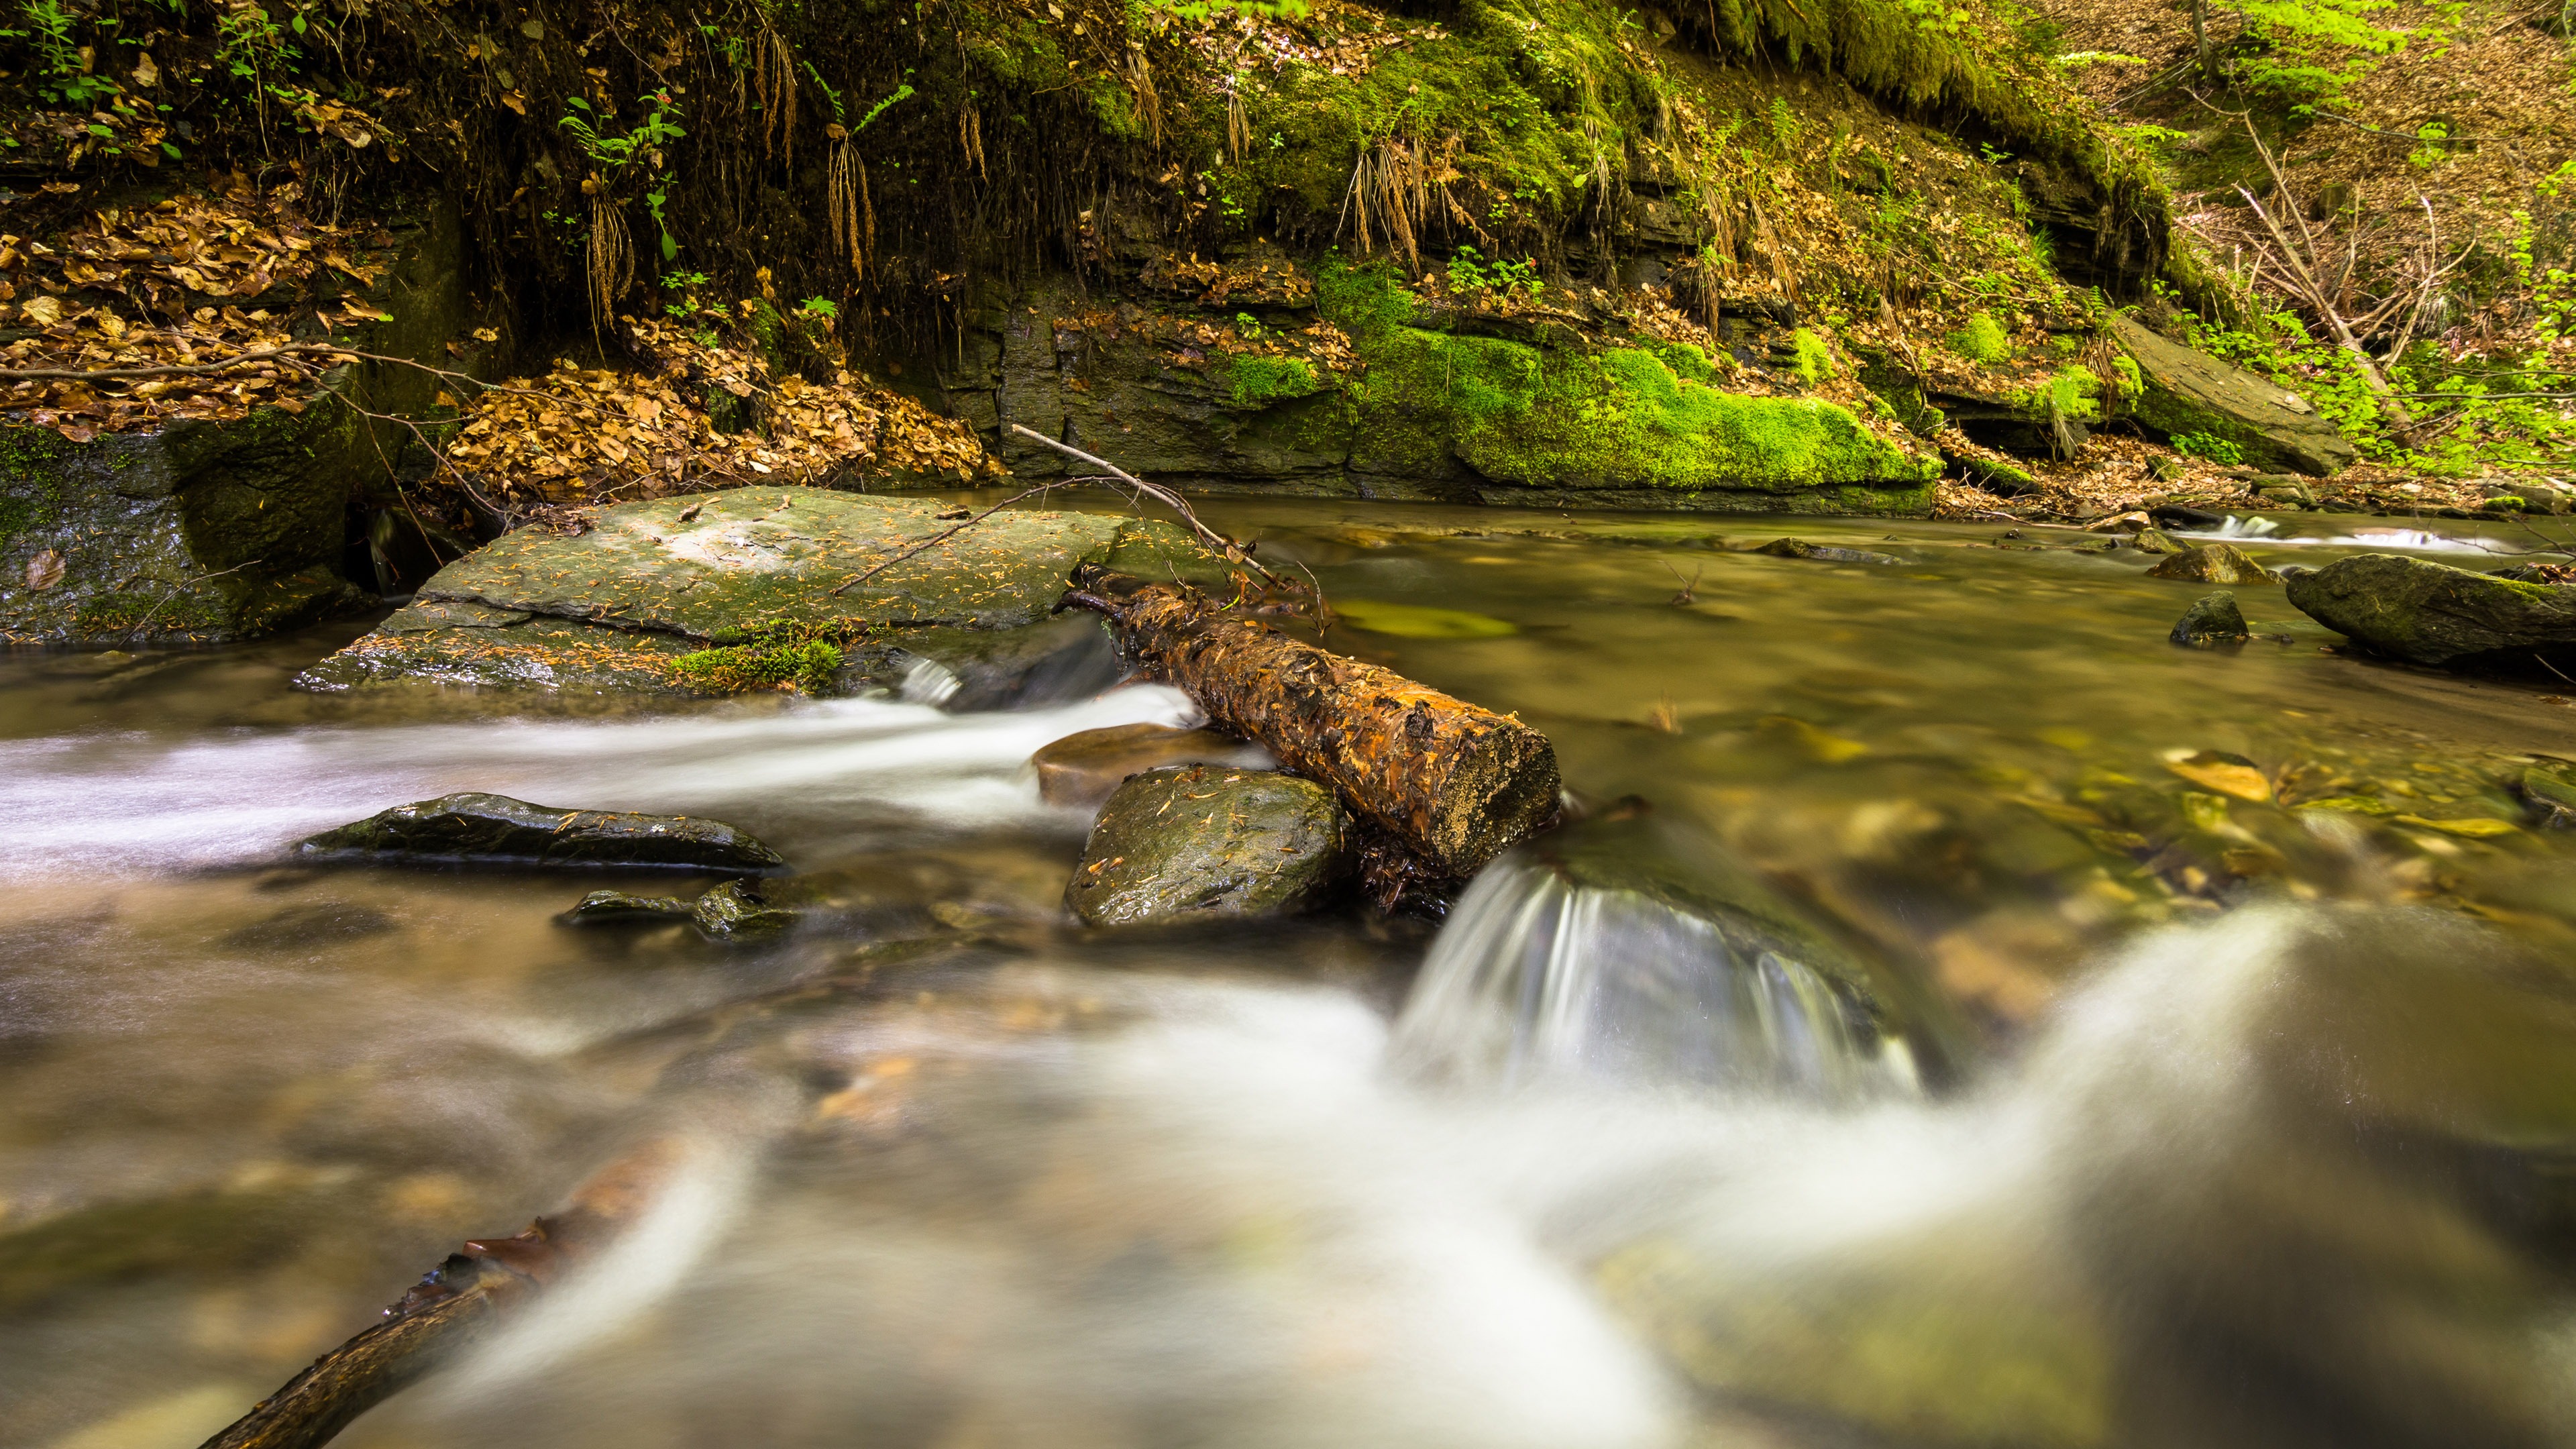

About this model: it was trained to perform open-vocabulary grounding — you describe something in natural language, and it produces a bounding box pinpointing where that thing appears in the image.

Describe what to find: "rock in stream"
[2285,553,2576,670]
[298,792,786,871]
[1065,765,1351,926]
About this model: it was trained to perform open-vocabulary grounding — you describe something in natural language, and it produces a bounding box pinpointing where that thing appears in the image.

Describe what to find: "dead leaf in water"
[2162,749,2272,802]
[25,549,64,590]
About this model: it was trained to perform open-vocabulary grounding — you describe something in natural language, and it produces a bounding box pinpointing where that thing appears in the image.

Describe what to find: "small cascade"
[1391,816,1919,1099]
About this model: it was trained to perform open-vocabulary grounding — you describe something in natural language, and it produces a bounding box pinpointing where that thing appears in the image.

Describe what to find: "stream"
[7,500,2576,1449]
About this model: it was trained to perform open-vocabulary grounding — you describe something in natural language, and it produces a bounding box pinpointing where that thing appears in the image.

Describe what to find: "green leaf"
[290,12,305,33]
[660,231,678,262]
[161,140,183,158]
[87,123,114,137]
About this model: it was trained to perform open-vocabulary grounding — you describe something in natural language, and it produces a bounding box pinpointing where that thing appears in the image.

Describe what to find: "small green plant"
[1444,246,1542,298]
[2173,431,2245,465]
[1234,311,1264,339]
[1949,312,2012,364]
[2406,121,2449,168]
[1767,97,1803,154]
[799,297,839,321]
[672,632,845,694]
[8,0,123,105]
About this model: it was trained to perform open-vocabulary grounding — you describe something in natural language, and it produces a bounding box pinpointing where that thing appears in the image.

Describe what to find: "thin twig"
[826,479,1087,596]
[127,559,260,638]
[1005,423,1281,586]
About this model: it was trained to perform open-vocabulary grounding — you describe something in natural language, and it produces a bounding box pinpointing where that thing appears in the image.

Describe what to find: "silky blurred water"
[5,501,2576,1449]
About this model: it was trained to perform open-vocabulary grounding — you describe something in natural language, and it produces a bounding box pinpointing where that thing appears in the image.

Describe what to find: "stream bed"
[7,500,2576,1449]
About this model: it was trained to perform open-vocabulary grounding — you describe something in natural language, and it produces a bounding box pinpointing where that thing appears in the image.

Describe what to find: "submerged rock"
[2169,592,2250,645]
[2522,765,2576,828]
[2146,542,2275,584]
[217,902,398,951]
[556,890,695,925]
[1064,765,1350,926]
[1754,537,1904,565]
[691,879,800,938]
[2112,315,2357,477]
[298,792,786,871]
[1389,808,1935,1094]
[1032,722,1269,808]
[2285,553,2576,670]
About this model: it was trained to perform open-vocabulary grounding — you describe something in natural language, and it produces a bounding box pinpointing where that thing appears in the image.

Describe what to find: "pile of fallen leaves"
[0,182,391,439]
[433,316,999,514]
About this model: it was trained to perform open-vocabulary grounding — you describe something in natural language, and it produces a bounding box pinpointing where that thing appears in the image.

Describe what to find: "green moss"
[2021,366,2102,423]
[1221,354,1324,409]
[1319,260,1927,495]
[1659,341,1719,383]
[670,631,846,693]
[0,425,71,552]
[1949,312,2012,365]
[2109,353,2143,398]
[1790,329,1836,385]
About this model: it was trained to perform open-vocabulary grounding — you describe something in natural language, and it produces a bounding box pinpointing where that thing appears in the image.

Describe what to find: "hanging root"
[1226,85,1250,164]
[1125,45,1162,149]
[585,193,633,346]
[959,103,987,180]
[755,24,798,167]
[826,125,865,276]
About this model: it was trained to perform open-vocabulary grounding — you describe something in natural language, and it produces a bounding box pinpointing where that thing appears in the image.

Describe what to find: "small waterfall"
[1391,814,1919,1098]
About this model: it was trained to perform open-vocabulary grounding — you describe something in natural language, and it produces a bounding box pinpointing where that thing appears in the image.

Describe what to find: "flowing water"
[7,500,2576,1449]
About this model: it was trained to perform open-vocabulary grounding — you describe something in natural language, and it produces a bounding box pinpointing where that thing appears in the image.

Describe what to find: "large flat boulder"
[300,488,1226,696]
[2286,553,2576,669]
[2112,315,2357,478]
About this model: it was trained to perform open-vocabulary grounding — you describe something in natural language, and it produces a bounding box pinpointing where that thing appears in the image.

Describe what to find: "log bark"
[198,1138,687,1449]
[1063,568,1560,878]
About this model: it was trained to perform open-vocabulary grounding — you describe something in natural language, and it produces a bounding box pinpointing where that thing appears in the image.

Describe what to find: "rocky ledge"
[299,486,1230,698]
[2286,553,2576,672]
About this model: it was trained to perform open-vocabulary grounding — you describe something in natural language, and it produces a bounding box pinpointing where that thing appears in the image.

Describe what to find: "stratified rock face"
[964,272,1939,515]
[0,202,477,645]
[2286,553,2576,669]
[1065,765,1350,926]
[297,792,787,871]
[2112,315,2357,478]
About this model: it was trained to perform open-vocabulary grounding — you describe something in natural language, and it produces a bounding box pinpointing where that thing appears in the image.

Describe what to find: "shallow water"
[6,501,2576,1449]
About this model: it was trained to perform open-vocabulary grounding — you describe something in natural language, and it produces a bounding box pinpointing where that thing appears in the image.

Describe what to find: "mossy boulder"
[2110,315,2357,478]
[2146,543,2275,584]
[2169,591,2250,645]
[297,792,786,871]
[2286,553,2576,671]
[1065,765,1352,926]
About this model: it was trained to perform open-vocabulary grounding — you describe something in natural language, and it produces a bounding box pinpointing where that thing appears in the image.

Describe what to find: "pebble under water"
[6,500,2576,1449]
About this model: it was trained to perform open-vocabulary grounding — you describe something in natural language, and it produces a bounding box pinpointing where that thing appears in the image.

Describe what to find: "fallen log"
[1062,567,1560,879]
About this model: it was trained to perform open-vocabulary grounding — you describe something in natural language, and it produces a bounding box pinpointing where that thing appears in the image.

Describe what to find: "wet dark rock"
[2285,553,2576,670]
[2111,315,2357,477]
[1065,765,1351,927]
[2133,528,2182,555]
[1753,537,1904,566]
[556,890,696,926]
[839,614,1123,710]
[1032,722,1269,808]
[297,792,786,871]
[2147,543,2277,585]
[217,902,397,951]
[691,879,800,938]
[2148,503,2224,529]
[2170,592,2250,646]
